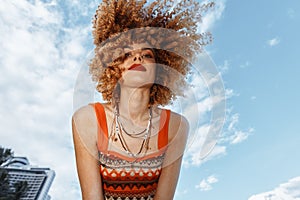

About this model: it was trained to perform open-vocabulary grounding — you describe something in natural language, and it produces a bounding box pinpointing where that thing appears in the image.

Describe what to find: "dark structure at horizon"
[1,156,55,200]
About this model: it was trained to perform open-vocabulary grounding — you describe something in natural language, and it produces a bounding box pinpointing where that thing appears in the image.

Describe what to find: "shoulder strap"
[158,109,170,150]
[93,104,170,152]
[92,103,109,152]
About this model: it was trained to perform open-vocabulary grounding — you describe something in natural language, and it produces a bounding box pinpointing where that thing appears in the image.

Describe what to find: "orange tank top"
[93,103,170,200]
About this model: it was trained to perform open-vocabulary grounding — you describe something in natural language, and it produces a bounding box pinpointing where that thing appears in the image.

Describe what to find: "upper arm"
[154,113,189,200]
[72,105,104,200]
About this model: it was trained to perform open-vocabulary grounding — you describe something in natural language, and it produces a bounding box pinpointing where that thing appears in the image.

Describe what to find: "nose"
[132,52,143,62]
[133,55,142,61]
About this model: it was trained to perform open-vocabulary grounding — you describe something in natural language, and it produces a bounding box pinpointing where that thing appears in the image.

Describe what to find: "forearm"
[154,157,183,200]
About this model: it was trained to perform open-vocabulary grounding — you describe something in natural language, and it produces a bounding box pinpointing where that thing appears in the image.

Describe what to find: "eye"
[124,52,133,58]
[142,53,154,59]
[142,50,155,59]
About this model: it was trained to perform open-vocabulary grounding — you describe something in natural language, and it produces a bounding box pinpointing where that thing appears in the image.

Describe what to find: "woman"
[72,0,214,199]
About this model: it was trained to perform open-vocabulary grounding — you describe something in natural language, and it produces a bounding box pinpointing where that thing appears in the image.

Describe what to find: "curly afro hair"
[89,0,214,106]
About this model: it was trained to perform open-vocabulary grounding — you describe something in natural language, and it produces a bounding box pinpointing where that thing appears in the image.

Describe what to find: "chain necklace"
[110,103,152,158]
[119,108,152,138]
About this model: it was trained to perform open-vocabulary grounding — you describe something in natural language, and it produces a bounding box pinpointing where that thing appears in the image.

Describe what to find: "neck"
[117,86,151,123]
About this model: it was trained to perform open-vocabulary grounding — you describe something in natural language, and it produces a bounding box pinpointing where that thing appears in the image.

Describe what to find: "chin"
[120,79,154,88]
[121,74,155,88]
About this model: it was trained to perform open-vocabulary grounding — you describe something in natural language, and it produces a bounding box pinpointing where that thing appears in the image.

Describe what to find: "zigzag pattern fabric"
[99,152,165,200]
[92,103,170,200]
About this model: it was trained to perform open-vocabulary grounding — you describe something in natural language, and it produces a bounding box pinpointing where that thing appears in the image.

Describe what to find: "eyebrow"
[142,48,154,52]
[124,46,154,52]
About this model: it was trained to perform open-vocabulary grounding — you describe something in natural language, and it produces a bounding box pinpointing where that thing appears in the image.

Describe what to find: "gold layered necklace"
[110,103,152,158]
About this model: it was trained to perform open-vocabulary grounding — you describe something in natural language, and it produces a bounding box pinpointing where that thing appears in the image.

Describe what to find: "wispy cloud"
[218,59,230,73]
[183,109,253,166]
[0,0,95,199]
[267,37,280,47]
[182,123,227,167]
[248,176,300,200]
[180,61,227,167]
[0,0,248,198]
[230,129,253,144]
[195,175,219,191]
[220,113,254,145]
[198,0,226,33]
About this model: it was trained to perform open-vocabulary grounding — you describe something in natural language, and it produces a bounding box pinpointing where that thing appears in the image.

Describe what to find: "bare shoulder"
[168,111,189,142]
[72,104,97,139]
[160,110,189,167]
[73,104,95,122]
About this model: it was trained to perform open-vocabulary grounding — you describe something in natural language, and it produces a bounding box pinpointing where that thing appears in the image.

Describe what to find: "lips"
[128,64,146,71]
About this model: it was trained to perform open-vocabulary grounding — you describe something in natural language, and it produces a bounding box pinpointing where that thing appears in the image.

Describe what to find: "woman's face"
[118,42,156,88]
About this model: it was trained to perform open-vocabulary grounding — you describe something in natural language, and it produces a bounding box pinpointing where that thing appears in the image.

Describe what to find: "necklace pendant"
[113,104,152,158]
[128,151,134,157]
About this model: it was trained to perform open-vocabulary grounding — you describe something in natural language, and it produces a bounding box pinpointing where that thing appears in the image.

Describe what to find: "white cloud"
[198,0,226,33]
[225,88,240,100]
[0,0,249,198]
[183,122,227,167]
[0,0,95,199]
[267,37,280,47]
[218,59,229,73]
[181,108,252,166]
[195,175,219,191]
[189,144,226,166]
[230,129,253,144]
[228,113,239,131]
[181,60,252,167]
[220,113,254,145]
[248,176,300,200]
[179,62,227,166]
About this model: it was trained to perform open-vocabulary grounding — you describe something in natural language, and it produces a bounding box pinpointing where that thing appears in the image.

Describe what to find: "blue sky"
[0,0,299,199]
[175,0,300,200]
